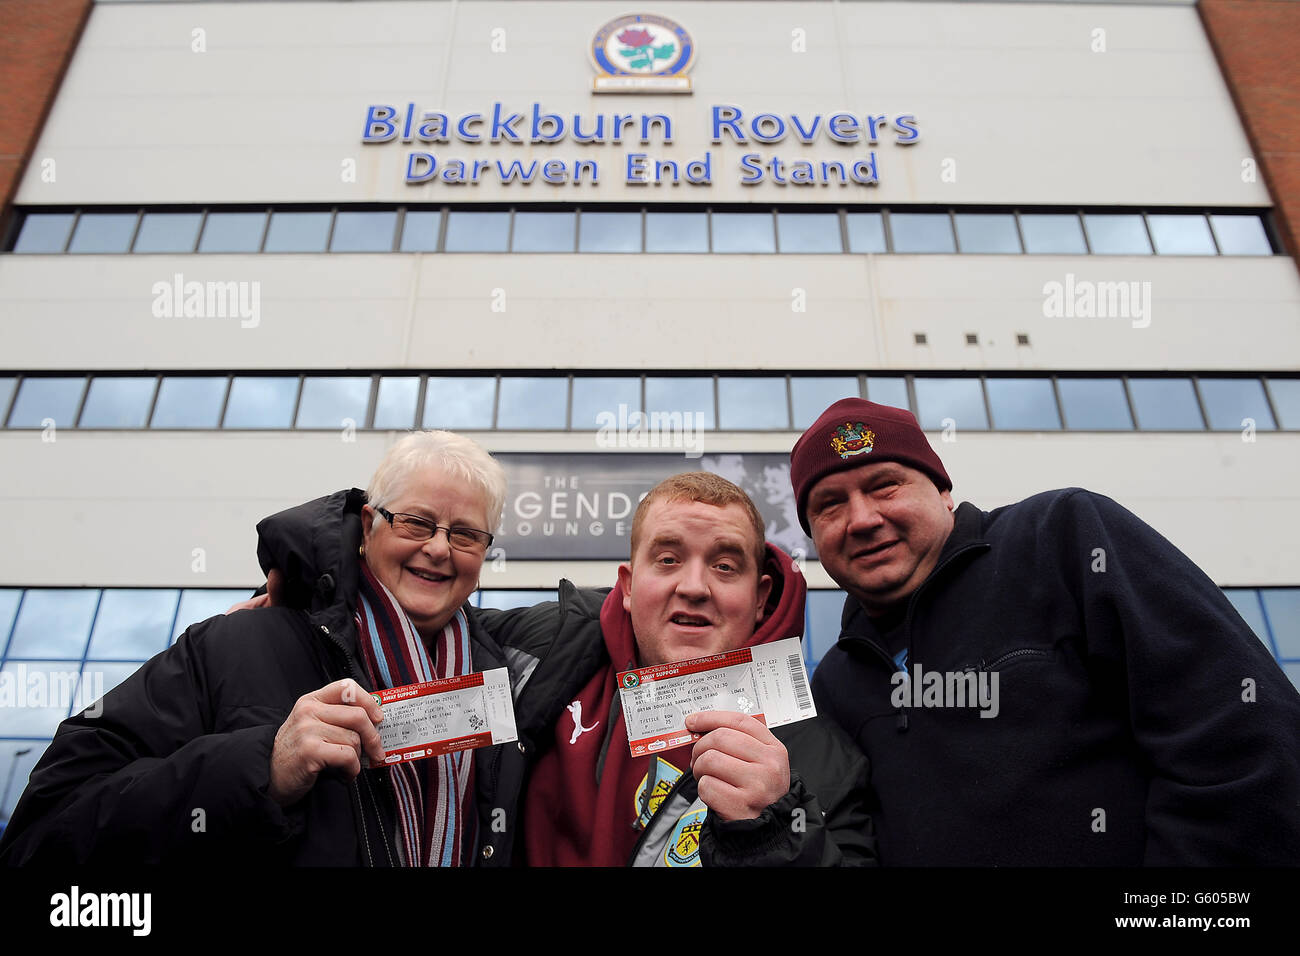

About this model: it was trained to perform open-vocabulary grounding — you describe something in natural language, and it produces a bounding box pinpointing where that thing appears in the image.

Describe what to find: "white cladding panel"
[16,1,1268,206]
[2,253,1296,372]
[1,431,1295,587]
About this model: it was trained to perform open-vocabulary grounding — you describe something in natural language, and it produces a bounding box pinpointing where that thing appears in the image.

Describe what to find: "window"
[1209,215,1271,256]
[1057,378,1133,430]
[295,377,371,429]
[571,377,640,429]
[150,377,227,428]
[497,377,567,428]
[444,211,510,252]
[198,212,267,252]
[578,212,641,252]
[985,378,1061,429]
[1019,214,1087,254]
[1266,379,1300,429]
[845,213,886,253]
[1147,215,1217,255]
[330,211,397,252]
[263,212,331,252]
[1197,378,1276,431]
[13,213,75,253]
[914,378,988,430]
[423,377,496,428]
[173,590,248,642]
[79,377,156,428]
[373,376,420,429]
[86,590,178,659]
[223,377,299,428]
[1083,214,1151,255]
[7,590,100,659]
[792,377,859,428]
[1128,378,1203,430]
[399,211,442,252]
[711,213,775,253]
[132,213,202,253]
[718,377,788,428]
[1261,590,1300,658]
[646,377,715,429]
[954,214,1021,253]
[889,213,955,253]
[511,212,574,252]
[7,378,85,428]
[865,376,910,411]
[67,213,137,253]
[645,212,708,252]
[0,378,16,421]
[777,213,842,253]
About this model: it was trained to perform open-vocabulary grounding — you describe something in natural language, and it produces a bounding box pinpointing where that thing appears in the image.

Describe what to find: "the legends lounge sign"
[493,453,816,561]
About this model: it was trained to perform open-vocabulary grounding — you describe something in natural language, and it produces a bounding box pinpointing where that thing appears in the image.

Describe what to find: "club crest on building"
[591,14,694,93]
[831,422,875,459]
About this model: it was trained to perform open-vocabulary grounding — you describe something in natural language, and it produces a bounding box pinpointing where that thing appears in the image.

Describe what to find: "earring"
[359,544,366,558]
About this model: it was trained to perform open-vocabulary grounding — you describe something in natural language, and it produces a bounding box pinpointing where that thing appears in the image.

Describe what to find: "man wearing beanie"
[790,397,1300,865]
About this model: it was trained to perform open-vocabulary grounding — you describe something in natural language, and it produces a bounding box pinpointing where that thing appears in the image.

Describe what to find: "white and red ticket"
[370,668,517,766]
[616,637,816,757]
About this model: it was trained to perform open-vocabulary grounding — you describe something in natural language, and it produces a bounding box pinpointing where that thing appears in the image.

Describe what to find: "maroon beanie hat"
[790,397,952,534]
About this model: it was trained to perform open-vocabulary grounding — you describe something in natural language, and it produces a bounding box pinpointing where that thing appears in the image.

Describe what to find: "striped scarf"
[354,562,478,866]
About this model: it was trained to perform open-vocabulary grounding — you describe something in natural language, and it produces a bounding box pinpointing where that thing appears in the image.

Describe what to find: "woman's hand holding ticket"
[269,678,386,807]
[685,710,791,821]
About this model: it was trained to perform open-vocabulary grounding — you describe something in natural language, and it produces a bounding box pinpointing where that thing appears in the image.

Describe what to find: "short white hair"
[366,430,507,530]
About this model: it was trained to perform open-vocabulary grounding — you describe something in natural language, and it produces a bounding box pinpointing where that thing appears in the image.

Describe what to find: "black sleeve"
[0,617,303,865]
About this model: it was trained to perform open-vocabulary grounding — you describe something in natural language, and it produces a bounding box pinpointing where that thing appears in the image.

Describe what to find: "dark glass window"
[792,377,859,429]
[67,213,137,253]
[1147,215,1217,255]
[1209,215,1271,256]
[373,377,419,429]
[423,377,496,428]
[86,590,178,659]
[777,213,842,253]
[711,213,775,253]
[172,590,247,642]
[330,211,397,252]
[295,377,371,428]
[914,378,988,430]
[511,212,575,252]
[844,213,886,253]
[13,213,75,253]
[578,212,641,252]
[198,212,266,252]
[1260,590,1300,658]
[7,377,85,428]
[150,377,227,428]
[985,378,1061,429]
[1057,378,1133,430]
[263,212,331,252]
[571,377,641,430]
[497,377,567,428]
[132,213,202,253]
[223,377,299,428]
[954,214,1021,253]
[645,212,708,252]
[1128,378,1203,430]
[444,212,510,252]
[1083,214,1151,255]
[7,589,100,658]
[646,377,715,429]
[718,377,788,428]
[889,213,955,253]
[399,211,442,252]
[1019,214,1087,253]
[79,377,156,428]
[1197,378,1276,431]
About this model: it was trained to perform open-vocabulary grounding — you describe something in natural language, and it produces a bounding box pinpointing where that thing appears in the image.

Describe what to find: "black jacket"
[812,488,1300,866]
[480,580,877,866]
[0,489,543,865]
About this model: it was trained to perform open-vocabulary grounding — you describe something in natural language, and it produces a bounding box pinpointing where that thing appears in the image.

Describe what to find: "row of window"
[2,372,1297,433]
[8,207,1275,256]
[1,583,1296,819]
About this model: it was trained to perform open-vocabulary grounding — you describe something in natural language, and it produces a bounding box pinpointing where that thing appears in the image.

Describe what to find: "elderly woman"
[0,431,522,866]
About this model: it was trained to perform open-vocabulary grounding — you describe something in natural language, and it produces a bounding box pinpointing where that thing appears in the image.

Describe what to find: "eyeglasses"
[374,507,495,554]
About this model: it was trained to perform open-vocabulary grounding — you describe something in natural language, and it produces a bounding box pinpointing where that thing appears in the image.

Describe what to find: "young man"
[790,397,1300,865]
[483,472,874,866]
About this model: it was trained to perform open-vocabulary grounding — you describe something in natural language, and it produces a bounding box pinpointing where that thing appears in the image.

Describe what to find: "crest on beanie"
[830,421,875,459]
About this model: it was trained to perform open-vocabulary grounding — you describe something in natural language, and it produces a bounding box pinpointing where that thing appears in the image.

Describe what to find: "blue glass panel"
[7,378,85,428]
[792,377,859,429]
[79,377,155,428]
[68,213,137,253]
[8,590,100,659]
[172,590,248,643]
[571,377,641,430]
[711,213,775,253]
[1267,379,1300,429]
[866,376,910,411]
[151,377,227,428]
[373,377,419,429]
[511,212,574,252]
[914,378,988,430]
[954,214,1021,253]
[1209,215,1271,256]
[1083,214,1151,254]
[13,213,75,253]
[845,213,886,253]
[0,662,81,733]
[806,590,845,671]
[263,212,331,252]
[578,212,641,252]
[444,212,509,252]
[718,378,788,428]
[1057,379,1133,430]
[497,378,567,428]
[1197,379,1276,431]
[331,211,397,252]
[423,377,495,429]
[889,213,955,253]
[295,377,371,429]
[645,212,708,252]
[86,590,178,659]
[1261,589,1300,658]
[133,213,202,253]
[198,212,266,252]
[476,590,557,611]
[223,377,299,428]
[777,213,842,253]
[1019,214,1087,254]
[1128,379,1203,430]
[1148,215,1216,255]
[986,378,1061,430]
[645,377,715,429]
[399,211,442,252]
